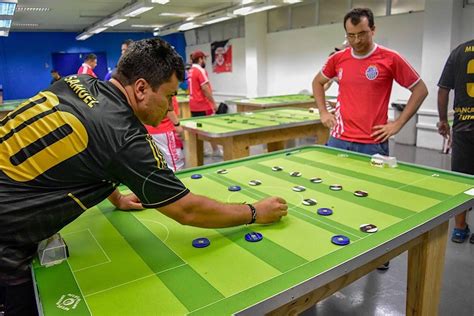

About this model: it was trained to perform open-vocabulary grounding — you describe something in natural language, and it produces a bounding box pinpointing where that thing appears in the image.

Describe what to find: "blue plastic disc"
[331,235,350,246]
[192,237,210,248]
[228,185,241,192]
[317,208,333,216]
[191,174,202,179]
[245,232,263,242]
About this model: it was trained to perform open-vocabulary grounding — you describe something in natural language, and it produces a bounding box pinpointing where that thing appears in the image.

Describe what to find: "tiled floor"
[187,139,474,316]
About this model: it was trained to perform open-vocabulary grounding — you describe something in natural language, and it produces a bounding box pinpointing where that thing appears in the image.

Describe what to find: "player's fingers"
[279,203,288,211]
[280,210,288,216]
[275,196,287,204]
[372,125,384,130]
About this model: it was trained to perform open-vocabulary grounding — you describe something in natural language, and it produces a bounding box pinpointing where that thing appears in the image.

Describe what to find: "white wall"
[186,38,247,100]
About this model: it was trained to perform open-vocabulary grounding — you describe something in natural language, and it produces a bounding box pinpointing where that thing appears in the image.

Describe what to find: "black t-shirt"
[438,39,474,132]
[0,75,189,284]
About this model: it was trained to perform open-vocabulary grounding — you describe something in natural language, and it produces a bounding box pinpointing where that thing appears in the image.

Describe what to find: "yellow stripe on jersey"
[146,134,167,169]
[67,193,88,211]
[0,91,89,182]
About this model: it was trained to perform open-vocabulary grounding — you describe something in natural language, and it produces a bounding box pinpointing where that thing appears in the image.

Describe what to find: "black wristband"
[173,122,180,126]
[246,203,257,224]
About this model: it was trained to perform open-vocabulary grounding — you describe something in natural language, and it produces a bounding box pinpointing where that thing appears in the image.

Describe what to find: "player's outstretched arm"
[437,87,450,137]
[158,192,288,228]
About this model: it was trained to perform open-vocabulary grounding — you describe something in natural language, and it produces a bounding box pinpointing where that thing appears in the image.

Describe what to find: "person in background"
[50,69,62,84]
[312,8,428,269]
[105,39,134,81]
[146,96,185,172]
[437,39,474,244]
[77,53,98,78]
[188,50,221,156]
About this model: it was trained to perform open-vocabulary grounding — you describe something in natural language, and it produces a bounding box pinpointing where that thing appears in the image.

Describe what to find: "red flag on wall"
[211,40,232,73]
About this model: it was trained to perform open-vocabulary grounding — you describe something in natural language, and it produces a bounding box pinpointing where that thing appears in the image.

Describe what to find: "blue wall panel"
[0,32,187,100]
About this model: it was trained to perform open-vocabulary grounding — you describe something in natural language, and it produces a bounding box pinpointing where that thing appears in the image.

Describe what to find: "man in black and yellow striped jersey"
[0,38,288,315]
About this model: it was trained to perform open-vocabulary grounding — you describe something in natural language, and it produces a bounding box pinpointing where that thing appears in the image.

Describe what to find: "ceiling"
[10,0,241,33]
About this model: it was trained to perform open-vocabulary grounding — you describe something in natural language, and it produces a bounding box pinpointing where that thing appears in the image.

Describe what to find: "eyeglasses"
[345,30,370,41]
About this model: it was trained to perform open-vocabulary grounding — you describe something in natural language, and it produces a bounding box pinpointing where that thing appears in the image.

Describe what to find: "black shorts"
[191,111,207,117]
[451,131,474,175]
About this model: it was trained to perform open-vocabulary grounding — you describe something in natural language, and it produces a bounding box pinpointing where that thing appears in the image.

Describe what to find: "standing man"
[105,39,133,81]
[312,8,428,270]
[312,8,428,156]
[188,50,220,156]
[0,38,288,315]
[437,39,474,243]
[77,53,98,78]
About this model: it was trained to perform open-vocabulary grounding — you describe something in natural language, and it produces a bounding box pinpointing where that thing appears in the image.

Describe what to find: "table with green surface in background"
[229,94,336,112]
[0,99,27,119]
[32,146,474,316]
[181,108,328,167]
[176,95,190,119]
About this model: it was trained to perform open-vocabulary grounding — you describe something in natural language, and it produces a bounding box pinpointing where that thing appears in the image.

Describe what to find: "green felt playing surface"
[33,146,473,315]
[176,95,189,103]
[231,94,335,105]
[181,108,319,134]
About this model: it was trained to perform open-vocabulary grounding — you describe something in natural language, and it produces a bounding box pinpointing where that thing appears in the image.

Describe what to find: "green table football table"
[229,94,336,113]
[0,99,27,119]
[181,108,328,167]
[33,146,473,315]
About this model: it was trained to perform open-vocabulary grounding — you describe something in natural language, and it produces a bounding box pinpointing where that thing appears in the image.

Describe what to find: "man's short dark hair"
[85,53,97,62]
[123,39,133,46]
[113,38,185,90]
[51,69,58,73]
[343,8,374,31]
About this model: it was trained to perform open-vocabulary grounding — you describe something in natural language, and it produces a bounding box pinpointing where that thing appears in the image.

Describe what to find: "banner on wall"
[211,40,232,73]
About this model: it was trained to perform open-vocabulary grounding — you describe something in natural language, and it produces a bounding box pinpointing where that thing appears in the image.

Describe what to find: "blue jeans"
[327,136,389,156]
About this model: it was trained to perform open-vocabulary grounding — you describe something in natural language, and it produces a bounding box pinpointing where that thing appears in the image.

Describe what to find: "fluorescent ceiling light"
[103,18,127,27]
[91,26,108,34]
[178,22,201,31]
[0,1,16,15]
[202,15,234,25]
[76,33,92,41]
[0,19,12,28]
[283,0,302,3]
[233,6,253,15]
[0,29,9,36]
[15,6,50,12]
[242,0,254,4]
[124,6,153,17]
[12,23,39,27]
[154,27,179,36]
[132,24,162,28]
[160,12,193,18]
[245,5,277,14]
[151,0,170,3]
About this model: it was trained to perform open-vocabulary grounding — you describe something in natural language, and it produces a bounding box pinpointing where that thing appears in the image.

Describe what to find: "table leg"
[181,102,191,119]
[185,132,204,167]
[267,141,286,152]
[222,137,250,161]
[406,221,449,316]
[315,124,329,145]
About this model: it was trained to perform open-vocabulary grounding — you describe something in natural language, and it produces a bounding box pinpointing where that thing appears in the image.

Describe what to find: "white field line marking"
[83,263,187,298]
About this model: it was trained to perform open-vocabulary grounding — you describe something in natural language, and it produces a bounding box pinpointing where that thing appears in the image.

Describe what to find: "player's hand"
[114,193,143,211]
[320,111,336,129]
[371,121,402,142]
[175,125,184,134]
[253,197,288,224]
[436,120,450,137]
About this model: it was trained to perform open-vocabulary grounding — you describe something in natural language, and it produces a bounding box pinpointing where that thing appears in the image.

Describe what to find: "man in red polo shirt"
[312,8,428,270]
[312,8,428,157]
[77,53,98,78]
[188,50,220,156]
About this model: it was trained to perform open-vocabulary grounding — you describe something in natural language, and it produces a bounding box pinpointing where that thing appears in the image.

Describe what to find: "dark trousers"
[0,279,38,316]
